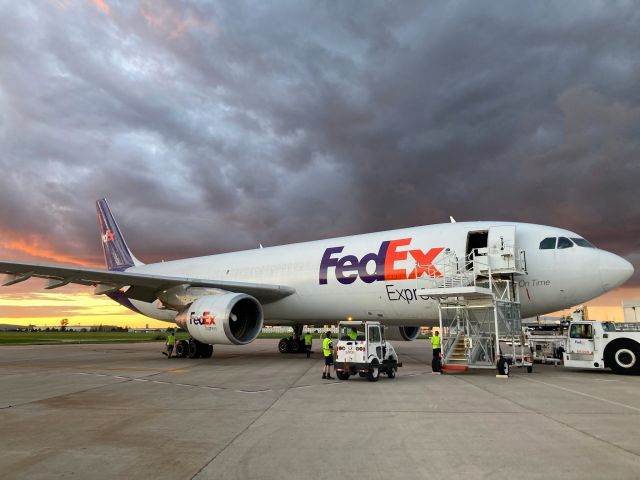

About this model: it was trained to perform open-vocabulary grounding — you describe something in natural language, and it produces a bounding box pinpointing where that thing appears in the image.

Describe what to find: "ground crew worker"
[304,330,313,358]
[431,330,442,373]
[166,330,176,359]
[348,328,358,341]
[322,331,334,379]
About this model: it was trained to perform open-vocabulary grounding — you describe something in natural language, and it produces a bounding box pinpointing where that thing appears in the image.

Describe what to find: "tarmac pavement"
[1,339,640,479]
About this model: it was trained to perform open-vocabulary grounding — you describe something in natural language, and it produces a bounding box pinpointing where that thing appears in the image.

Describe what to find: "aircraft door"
[487,225,516,271]
[568,323,595,359]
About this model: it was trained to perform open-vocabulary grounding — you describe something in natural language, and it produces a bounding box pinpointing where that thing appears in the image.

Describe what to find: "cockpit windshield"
[557,237,573,249]
[539,237,556,249]
[571,237,595,248]
[540,236,596,250]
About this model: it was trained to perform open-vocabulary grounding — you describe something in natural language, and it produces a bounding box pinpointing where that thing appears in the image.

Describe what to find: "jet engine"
[385,326,421,341]
[175,293,263,345]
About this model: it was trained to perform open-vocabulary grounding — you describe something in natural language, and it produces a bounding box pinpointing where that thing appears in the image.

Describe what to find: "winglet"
[96,199,143,271]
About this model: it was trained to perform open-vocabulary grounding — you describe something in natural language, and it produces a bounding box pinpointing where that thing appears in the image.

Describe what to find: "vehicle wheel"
[605,340,640,375]
[188,340,200,359]
[278,338,290,354]
[367,362,380,382]
[175,340,189,358]
[336,371,350,380]
[497,357,509,375]
[289,338,301,354]
[199,343,213,358]
[527,365,533,374]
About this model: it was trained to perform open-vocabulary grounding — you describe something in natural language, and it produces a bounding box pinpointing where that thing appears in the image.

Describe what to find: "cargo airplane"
[0,199,633,358]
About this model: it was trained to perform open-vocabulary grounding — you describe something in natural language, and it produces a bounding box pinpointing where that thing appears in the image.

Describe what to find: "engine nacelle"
[384,326,421,341]
[175,293,263,345]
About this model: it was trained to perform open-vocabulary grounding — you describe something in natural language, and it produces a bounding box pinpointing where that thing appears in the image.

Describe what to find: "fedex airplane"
[0,199,634,358]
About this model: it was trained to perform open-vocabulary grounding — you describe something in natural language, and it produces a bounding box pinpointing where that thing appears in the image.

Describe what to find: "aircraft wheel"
[289,338,301,354]
[336,371,350,380]
[188,340,200,359]
[605,340,640,375]
[278,339,290,354]
[175,340,189,358]
[199,343,213,359]
[367,361,380,382]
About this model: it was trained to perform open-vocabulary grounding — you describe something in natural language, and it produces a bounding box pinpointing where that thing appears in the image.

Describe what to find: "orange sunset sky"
[1,1,639,329]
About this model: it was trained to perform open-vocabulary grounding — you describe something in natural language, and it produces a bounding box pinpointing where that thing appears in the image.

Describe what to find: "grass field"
[0,331,431,345]
[0,331,314,345]
[0,331,190,345]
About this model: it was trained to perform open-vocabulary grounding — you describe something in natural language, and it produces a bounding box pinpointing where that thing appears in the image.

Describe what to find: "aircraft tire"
[176,340,189,358]
[605,340,640,375]
[278,339,290,354]
[199,343,213,359]
[367,361,380,382]
[188,340,200,359]
[289,338,301,354]
[336,371,349,380]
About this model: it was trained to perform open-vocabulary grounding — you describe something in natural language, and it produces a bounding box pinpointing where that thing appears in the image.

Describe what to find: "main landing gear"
[174,338,213,359]
[278,325,308,354]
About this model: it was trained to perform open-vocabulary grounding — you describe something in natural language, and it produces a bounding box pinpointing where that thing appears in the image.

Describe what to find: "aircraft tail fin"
[96,199,144,271]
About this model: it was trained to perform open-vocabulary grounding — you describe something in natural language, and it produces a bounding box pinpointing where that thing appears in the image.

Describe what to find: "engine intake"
[175,293,263,345]
[385,326,421,341]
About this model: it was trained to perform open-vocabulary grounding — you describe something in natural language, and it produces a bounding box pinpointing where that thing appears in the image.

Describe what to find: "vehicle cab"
[334,321,400,381]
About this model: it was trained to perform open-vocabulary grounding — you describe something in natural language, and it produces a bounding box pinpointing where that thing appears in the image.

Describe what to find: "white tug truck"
[334,321,402,381]
[527,320,640,375]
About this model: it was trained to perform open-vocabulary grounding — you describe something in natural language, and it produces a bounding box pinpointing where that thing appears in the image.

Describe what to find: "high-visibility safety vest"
[322,337,333,356]
[431,335,441,349]
[167,335,176,346]
[348,331,358,340]
[304,333,312,346]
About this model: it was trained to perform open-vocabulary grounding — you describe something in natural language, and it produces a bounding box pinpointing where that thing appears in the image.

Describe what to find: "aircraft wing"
[0,261,296,304]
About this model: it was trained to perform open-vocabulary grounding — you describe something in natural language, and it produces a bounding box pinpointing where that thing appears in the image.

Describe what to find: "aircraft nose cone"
[599,251,634,291]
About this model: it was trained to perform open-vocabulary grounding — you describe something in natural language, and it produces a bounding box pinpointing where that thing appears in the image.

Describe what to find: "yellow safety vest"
[322,337,333,356]
[348,331,358,340]
[431,335,441,349]
[304,333,312,346]
[167,335,176,346]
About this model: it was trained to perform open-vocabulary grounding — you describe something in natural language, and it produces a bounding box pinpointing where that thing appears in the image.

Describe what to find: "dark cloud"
[0,0,638,285]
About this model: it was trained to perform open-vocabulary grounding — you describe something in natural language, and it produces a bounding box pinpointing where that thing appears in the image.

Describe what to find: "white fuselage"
[122,221,633,327]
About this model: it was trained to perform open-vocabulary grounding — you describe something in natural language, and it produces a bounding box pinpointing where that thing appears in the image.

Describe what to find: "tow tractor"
[526,319,640,375]
[334,321,402,381]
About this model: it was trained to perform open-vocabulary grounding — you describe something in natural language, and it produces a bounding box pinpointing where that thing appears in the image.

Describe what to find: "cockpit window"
[539,237,556,249]
[557,237,573,249]
[571,237,595,248]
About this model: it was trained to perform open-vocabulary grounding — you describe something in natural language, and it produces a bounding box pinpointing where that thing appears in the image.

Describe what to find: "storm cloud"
[0,0,638,286]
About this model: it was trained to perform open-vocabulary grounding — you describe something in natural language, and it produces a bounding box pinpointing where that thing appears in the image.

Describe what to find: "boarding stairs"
[443,333,469,372]
[417,248,532,373]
